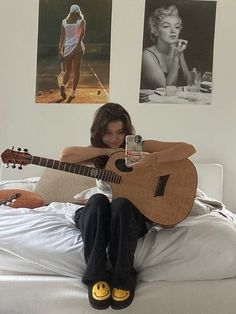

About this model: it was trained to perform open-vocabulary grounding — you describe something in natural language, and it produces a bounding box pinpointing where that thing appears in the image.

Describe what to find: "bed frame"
[1,162,236,314]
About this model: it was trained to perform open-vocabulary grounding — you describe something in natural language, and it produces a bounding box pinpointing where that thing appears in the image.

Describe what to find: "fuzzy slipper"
[88,281,111,310]
[111,288,135,310]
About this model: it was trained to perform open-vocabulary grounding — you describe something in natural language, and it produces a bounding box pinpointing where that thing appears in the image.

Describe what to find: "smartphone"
[125,135,142,167]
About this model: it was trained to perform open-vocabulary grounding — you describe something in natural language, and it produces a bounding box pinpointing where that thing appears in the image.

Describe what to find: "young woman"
[58,4,86,103]
[141,5,190,89]
[60,102,196,310]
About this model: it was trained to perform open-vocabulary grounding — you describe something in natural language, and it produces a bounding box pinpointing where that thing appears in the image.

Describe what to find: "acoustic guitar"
[1,148,197,226]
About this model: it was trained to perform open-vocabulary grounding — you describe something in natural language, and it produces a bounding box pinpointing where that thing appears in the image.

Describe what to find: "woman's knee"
[88,193,110,204]
[85,193,110,215]
[111,197,135,217]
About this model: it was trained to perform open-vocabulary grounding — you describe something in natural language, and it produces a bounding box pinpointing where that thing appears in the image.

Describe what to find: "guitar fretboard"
[31,156,121,184]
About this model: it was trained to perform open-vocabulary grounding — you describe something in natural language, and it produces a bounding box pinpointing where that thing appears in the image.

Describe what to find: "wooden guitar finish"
[1,148,197,226]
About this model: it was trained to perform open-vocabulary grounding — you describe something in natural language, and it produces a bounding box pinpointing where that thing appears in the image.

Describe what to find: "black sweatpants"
[74,193,148,290]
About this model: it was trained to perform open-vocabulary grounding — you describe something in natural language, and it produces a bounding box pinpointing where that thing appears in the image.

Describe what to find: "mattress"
[1,275,236,314]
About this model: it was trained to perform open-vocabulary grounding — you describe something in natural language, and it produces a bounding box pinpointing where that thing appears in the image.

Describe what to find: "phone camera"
[135,135,142,144]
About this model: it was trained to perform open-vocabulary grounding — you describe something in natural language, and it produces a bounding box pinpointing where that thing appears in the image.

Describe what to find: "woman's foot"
[111,288,135,310]
[66,96,75,103]
[60,85,66,100]
[88,281,111,310]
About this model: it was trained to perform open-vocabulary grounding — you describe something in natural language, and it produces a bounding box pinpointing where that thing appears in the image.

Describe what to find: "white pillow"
[73,180,112,203]
[0,177,40,192]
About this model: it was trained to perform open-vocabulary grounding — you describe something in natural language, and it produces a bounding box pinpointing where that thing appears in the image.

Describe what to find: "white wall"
[0,0,236,210]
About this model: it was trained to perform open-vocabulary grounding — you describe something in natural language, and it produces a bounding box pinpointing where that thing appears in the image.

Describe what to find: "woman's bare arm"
[59,146,122,164]
[58,24,65,55]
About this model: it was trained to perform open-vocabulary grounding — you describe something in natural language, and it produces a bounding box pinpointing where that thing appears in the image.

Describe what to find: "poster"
[35,0,112,104]
[139,0,216,105]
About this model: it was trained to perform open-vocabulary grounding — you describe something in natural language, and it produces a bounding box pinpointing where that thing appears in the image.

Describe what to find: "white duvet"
[1,197,236,282]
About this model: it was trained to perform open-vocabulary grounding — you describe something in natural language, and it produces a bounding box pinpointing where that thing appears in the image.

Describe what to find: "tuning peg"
[5,164,9,168]
[12,164,16,169]
[23,149,28,153]
[17,148,21,152]
[11,146,14,151]
[18,165,23,170]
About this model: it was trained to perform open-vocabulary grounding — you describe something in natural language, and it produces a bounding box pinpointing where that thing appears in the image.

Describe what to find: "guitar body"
[106,152,198,226]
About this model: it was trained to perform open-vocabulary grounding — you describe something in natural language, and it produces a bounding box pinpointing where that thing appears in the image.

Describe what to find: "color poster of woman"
[35,0,112,104]
[139,0,217,105]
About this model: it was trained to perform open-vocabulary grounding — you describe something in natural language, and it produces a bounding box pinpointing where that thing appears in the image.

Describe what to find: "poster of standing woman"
[139,0,217,105]
[35,0,112,104]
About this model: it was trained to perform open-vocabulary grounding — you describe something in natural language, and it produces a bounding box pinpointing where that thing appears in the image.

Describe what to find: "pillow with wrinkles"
[34,168,96,204]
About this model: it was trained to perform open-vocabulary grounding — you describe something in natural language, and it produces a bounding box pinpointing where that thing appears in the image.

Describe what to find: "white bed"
[1,162,236,314]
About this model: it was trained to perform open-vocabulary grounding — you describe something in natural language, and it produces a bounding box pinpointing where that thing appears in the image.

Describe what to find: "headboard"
[194,163,223,201]
[0,162,223,201]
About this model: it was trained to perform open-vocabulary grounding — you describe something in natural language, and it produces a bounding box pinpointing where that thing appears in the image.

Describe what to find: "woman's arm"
[166,55,180,86]
[141,50,167,88]
[166,40,190,86]
[143,140,196,160]
[179,53,190,84]
[79,19,86,44]
[59,146,121,164]
[58,24,65,55]
[129,140,196,168]
[75,19,86,52]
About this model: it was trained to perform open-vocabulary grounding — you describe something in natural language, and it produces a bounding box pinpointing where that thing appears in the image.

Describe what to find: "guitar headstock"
[0,192,21,206]
[1,147,32,170]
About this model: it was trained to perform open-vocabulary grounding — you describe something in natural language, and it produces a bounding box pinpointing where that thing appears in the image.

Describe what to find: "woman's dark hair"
[90,102,135,168]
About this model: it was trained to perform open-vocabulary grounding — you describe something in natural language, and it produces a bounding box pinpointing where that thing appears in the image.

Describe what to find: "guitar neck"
[30,155,121,183]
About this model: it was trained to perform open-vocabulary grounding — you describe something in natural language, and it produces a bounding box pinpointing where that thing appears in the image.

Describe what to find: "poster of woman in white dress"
[36,0,112,104]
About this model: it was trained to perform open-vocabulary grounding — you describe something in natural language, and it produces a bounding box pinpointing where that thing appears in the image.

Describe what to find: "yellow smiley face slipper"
[111,288,135,310]
[88,281,111,310]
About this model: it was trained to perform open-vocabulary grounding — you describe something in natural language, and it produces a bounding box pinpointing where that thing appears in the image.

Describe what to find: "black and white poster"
[139,0,216,105]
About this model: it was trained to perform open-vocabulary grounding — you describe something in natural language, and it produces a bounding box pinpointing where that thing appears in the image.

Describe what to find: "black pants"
[74,193,148,290]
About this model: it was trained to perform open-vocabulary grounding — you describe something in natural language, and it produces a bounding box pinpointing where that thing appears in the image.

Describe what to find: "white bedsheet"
[1,198,236,282]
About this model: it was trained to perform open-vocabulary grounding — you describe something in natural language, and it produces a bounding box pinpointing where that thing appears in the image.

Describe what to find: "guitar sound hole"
[115,159,132,172]
[155,175,170,196]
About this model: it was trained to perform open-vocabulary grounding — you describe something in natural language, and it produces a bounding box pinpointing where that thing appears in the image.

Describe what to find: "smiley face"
[112,288,130,301]
[92,281,111,301]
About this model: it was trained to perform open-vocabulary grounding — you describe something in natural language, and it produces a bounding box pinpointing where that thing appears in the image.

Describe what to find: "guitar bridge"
[155,175,170,196]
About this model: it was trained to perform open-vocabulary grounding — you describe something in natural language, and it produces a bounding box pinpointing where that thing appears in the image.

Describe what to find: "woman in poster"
[141,4,190,89]
[59,4,86,103]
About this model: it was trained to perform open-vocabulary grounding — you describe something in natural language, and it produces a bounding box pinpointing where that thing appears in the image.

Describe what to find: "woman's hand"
[127,152,155,168]
[58,52,64,61]
[172,39,188,57]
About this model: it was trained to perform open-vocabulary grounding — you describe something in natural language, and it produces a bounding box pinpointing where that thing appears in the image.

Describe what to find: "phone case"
[125,135,142,166]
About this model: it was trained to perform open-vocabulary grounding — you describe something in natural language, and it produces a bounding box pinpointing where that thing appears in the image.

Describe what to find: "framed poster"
[35,0,112,104]
[139,0,216,105]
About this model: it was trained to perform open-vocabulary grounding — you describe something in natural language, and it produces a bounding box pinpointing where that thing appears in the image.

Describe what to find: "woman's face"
[102,120,125,149]
[156,16,182,45]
